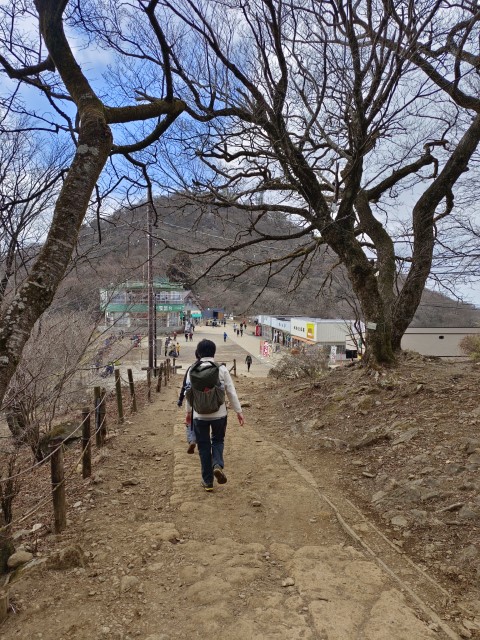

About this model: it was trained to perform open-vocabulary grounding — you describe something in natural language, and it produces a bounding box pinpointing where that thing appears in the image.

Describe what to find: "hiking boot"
[213,464,227,485]
[201,481,213,492]
[187,442,196,454]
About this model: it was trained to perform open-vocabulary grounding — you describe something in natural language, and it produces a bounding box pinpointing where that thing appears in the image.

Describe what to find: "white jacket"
[185,357,242,419]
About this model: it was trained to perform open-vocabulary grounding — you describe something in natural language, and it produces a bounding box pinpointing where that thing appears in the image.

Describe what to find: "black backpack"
[186,361,225,414]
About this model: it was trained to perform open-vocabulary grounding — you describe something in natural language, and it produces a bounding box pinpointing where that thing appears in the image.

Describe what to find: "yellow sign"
[306,323,315,340]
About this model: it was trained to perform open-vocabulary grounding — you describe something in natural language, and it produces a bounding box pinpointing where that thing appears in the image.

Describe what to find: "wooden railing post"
[156,365,162,393]
[0,588,9,624]
[95,387,107,447]
[115,369,124,424]
[99,388,107,445]
[127,368,137,412]
[147,369,152,403]
[94,386,102,448]
[82,408,91,479]
[50,438,66,533]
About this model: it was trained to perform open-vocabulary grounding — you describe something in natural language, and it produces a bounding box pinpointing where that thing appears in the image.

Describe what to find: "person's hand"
[237,412,245,426]
[185,411,192,424]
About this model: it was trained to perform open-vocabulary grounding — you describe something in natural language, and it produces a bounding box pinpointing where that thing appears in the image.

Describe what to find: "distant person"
[224,331,228,342]
[184,339,244,492]
[240,327,243,337]
[245,354,252,372]
[237,329,240,337]
[102,362,114,377]
[176,342,181,356]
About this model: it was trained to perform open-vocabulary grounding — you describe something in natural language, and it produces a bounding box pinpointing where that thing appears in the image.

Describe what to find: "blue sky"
[3,3,479,312]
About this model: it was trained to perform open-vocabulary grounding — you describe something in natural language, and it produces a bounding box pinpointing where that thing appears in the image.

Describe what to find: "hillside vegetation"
[62,195,480,327]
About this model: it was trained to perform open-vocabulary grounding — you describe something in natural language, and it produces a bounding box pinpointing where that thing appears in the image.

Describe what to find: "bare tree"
[0,0,185,405]
[0,450,20,526]
[4,307,100,460]
[154,0,480,365]
[0,124,67,302]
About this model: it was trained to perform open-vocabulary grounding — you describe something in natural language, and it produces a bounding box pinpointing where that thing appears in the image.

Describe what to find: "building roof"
[104,278,184,291]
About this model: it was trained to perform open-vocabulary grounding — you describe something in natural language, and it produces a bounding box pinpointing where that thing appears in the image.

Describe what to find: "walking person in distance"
[185,339,244,492]
[245,354,252,372]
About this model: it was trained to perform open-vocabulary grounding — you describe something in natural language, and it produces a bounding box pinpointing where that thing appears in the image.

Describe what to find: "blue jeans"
[194,416,227,485]
[185,424,196,444]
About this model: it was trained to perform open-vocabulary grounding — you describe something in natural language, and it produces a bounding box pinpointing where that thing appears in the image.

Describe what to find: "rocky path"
[3,373,458,640]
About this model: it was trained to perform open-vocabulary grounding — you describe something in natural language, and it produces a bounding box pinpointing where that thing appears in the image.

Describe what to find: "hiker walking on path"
[223,331,228,342]
[185,339,244,492]
[245,354,252,372]
[164,336,171,356]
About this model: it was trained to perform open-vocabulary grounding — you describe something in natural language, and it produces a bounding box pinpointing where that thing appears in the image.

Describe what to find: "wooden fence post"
[147,369,152,403]
[115,369,124,424]
[0,588,9,624]
[156,364,163,393]
[95,387,107,447]
[99,388,107,445]
[127,368,137,412]
[81,408,91,479]
[50,439,66,533]
[233,358,237,377]
[94,386,102,447]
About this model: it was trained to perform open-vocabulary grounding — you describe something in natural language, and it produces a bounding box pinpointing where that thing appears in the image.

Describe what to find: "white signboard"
[271,318,291,331]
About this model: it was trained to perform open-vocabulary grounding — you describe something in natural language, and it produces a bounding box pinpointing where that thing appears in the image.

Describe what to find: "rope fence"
[0,357,176,540]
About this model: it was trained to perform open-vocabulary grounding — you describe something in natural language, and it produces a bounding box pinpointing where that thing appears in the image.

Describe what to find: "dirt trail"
[2,360,458,640]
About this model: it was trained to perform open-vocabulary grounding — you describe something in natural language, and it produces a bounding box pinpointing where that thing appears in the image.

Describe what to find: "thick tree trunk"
[342,274,396,366]
[0,3,184,408]
[351,291,395,365]
[0,113,112,405]
[321,221,397,366]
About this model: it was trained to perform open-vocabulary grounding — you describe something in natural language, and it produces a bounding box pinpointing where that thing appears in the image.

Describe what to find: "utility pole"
[147,200,154,371]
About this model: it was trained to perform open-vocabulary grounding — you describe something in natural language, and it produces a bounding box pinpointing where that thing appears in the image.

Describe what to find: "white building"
[401,327,480,357]
[258,315,362,359]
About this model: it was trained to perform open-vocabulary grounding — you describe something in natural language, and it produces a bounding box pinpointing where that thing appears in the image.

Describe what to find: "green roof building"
[100,278,191,331]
